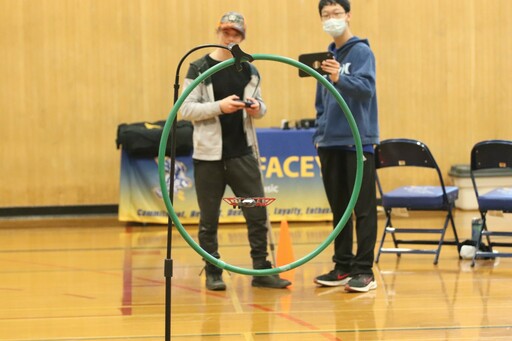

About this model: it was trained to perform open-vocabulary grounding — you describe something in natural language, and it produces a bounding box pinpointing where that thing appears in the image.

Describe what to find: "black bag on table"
[116,120,193,157]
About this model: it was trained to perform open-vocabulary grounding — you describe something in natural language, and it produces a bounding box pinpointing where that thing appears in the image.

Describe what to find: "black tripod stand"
[164,43,253,341]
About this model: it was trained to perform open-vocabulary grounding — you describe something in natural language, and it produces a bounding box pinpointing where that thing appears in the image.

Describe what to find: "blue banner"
[118,128,331,224]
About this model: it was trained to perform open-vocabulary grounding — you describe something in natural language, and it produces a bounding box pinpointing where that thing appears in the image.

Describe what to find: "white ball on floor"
[460,245,476,259]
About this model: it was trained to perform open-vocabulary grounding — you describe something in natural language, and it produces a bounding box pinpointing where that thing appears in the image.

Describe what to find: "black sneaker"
[314,269,351,287]
[252,275,291,288]
[205,272,226,291]
[345,274,377,293]
[252,260,291,289]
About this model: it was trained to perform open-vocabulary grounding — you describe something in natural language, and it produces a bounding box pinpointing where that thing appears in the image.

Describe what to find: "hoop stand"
[247,119,278,266]
[164,44,252,341]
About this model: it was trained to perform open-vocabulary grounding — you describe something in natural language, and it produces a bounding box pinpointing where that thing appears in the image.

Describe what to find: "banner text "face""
[260,156,321,178]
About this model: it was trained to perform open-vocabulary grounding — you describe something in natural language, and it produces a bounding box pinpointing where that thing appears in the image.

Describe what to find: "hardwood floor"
[0,210,511,340]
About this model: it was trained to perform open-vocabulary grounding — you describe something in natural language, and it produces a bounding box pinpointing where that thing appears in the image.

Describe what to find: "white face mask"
[323,18,346,38]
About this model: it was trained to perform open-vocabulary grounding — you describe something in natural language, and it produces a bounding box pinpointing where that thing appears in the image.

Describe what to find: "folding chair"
[470,140,512,267]
[374,139,460,264]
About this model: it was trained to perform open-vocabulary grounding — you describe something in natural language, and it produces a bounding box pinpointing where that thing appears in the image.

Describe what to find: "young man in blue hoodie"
[313,0,379,293]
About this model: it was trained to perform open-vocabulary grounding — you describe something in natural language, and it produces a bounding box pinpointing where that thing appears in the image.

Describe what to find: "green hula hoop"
[158,53,363,276]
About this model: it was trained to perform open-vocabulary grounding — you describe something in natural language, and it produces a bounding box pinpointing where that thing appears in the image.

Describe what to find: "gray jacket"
[180,55,267,160]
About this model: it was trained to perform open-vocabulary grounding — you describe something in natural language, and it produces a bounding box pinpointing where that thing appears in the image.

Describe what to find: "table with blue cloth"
[118,128,331,224]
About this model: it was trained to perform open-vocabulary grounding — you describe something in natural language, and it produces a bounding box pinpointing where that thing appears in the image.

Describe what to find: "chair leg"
[386,212,397,246]
[387,211,401,255]
[447,208,462,259]
[482,215,492,252]
[375,224,388,263]
[375,210,392,263]
[448,207,460,249]
[433,213,450,265]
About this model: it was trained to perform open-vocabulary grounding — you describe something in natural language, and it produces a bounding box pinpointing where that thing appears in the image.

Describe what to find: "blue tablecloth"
[118,128,331,224]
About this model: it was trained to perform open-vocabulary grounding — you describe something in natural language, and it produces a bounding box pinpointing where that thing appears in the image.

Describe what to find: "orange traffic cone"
[276,220,295,283]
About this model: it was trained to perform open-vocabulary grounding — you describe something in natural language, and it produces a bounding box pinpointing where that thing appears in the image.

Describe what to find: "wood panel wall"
[1,0,511,207]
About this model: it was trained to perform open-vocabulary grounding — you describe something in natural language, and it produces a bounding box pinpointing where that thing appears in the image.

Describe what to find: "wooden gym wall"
[1,0,511,208]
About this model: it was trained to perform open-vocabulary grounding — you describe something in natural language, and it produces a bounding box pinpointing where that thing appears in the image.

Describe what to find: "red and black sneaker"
[314,269,351,287]
[345,274,377,293]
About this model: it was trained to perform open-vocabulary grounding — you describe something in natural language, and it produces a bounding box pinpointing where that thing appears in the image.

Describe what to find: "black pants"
[317,148,377,275]
[194,154,268,268]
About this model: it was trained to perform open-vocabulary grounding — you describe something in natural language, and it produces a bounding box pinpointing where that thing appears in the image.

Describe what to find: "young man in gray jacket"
[181,12,290,291]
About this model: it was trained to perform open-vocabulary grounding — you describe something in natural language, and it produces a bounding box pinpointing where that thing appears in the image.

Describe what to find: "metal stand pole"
[247,120,277,266]
[164,44,252,341]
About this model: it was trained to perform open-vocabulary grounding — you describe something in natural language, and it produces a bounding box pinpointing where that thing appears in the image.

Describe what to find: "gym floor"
[1,210,511,340]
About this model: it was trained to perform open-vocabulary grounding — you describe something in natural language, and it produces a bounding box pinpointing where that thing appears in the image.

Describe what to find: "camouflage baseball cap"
[218,12,246,38]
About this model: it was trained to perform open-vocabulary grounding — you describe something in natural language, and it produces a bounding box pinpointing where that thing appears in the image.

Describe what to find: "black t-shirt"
[206,55,252,159]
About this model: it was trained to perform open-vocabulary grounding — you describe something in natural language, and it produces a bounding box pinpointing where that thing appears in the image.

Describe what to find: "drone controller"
[235,99,254,107]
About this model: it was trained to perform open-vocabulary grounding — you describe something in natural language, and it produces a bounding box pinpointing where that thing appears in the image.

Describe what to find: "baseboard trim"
[0,205,118,217]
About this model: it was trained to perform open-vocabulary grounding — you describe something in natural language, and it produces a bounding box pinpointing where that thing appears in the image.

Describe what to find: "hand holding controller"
[235,99,254,107]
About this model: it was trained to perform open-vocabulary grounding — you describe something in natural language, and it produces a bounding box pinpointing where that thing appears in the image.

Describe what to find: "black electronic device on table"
[298,51,334,77]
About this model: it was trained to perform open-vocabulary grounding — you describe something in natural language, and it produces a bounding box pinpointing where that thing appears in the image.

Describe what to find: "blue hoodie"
[313,37,379,149]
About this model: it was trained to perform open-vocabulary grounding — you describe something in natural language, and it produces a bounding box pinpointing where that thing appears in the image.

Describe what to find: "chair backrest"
[374,138,449,198]
[470,140,512,172]
[375,138,438,169]
[470,140,512,199]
